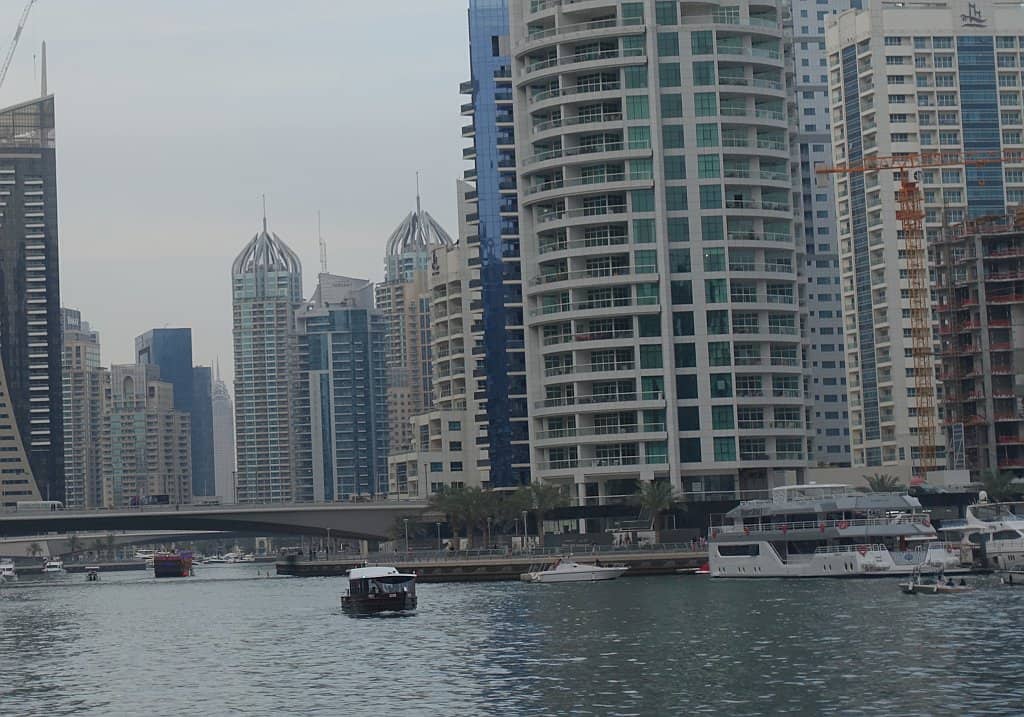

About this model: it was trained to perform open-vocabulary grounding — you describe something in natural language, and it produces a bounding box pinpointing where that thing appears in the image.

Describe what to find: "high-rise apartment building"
[463,0,533,488]
[297,274,389,499]
[0,95,63,502]
[511,0,809,505]
[375,196,454,453]
[135,328,215,497]
[61,308,107,509]
[0,353,41,507]
[102,364,191,507]
[211,364,236,503]
[231,218,303,503]
[792,0,860,466]
[388,180,491,498]
[826,0,1023,471]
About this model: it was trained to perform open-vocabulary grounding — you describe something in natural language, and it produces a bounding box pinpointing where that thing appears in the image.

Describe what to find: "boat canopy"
[726,487,922,519]
[348,566,415,581]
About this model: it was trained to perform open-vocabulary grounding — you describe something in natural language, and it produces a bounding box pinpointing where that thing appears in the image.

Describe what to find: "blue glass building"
[463,0,531,488]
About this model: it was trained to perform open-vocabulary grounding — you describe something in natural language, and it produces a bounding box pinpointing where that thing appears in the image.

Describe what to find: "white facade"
[826,0,1024,470]
[792,0,858,466]
[61,308,107,509]
[511,0,810,506]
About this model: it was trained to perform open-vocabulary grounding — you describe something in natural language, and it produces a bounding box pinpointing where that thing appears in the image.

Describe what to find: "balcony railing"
[525,48,644,74]
[533,111,623,134]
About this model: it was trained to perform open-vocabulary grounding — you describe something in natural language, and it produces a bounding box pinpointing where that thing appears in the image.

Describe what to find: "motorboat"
[709,484,968,578]
[937,496,1024,571]
[520,559,628,583]
[85,566,100,582]
[341,566,417,614]
[900,571,974,595]
[42,558,64,573]
[0,558,16,580]
[153,551,193,578]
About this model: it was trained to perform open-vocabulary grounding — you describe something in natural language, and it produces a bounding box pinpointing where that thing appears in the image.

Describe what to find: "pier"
[276,548,708,582]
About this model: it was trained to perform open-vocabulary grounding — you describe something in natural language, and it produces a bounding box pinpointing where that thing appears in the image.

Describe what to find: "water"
[2,565,1023,716]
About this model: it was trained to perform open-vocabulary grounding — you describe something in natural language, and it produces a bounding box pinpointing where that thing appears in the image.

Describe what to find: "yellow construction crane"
[0,0,37,92]
[817,149,1019,476]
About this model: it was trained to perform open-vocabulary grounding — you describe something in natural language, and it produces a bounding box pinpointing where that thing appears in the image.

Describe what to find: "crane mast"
[0,0,37,93]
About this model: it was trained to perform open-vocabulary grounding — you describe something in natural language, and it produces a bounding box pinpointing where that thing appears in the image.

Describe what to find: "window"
[636,283,659,305]
[712,405,734,430]
[663,125,685,149]
[679,437,701,463]
[678,406,700,430]
[691,31,714,55]
[696,123,719,147]
[430,462,443,472]
[676,374,698,399]
[655,0,677,25]
[626,95,650,119]
[698,154,720,178]
[701,215,724,241]
[630,157,653,180]
[640,345,663,369]
[450,462,463,472]
[670,280,693,304]
[632,189,655,212]
[628,125,651,149]
[659,63,681,87]
[699,184,722,209]
[621,2,644,24]
[638,315,662,337]
[672,311,695,336]
[665,155,686,180]
[669,248,690,272]
[708,341,731,366]
[674,343,696,368]
[661,94,683,118]
[666,186,687,210]
[667,217,689,242]
[706,309,730,334]
[703,247,725,271]
[448,421,461,432]
[657,32,679,57]
[634,249,657,273]
[624,66,648,89]
[714,437,736,462]
[705,278,728,303]
[450,441,462,451]
[693,61,716,85]
[633,218,655,243]
[694,92,717,116]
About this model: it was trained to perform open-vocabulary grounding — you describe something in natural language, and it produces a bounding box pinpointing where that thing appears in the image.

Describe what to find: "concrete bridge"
[0,501,433,540]
[0,530,227,559]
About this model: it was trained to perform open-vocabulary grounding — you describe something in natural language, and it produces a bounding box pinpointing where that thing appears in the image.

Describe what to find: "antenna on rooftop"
[261,194,267,232]
[415,171,421,215]
[318,210,328,274]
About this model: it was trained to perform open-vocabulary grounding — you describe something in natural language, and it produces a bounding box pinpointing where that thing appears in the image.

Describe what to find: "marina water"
[3,565,1024,716]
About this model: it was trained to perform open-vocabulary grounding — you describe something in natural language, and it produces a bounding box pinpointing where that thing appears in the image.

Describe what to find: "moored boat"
[153,551,193,578]
[937,497,1024,571]
[42,558,64,573]
[341,566,417,614]
[900,571,974,595]
[709,484,968,578]
[520,559,628,583]
[0,558,16,580]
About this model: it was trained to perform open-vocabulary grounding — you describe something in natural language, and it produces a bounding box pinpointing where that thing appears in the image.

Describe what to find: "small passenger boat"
[42,558,64,573]
[900,571,974,595]
[85,566,100,582]
[520,558,628,583]
[341,566,417,614]
[0,558,16,580]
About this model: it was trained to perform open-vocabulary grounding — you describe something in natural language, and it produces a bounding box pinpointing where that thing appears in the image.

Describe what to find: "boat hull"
[710,541,968,578]
[521,567,627,583]
[153,555,192,578]
[341,593,417,614]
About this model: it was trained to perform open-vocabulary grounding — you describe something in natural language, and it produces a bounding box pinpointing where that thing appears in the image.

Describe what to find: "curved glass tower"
[512,0,808,506]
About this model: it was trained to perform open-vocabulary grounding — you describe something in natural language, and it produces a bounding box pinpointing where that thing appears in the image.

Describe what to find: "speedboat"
[85,566,100,582]
[900,571,974,595]
[341,566,417,614]
[42,558,64,573]
[709,484,967,578]
[520,559,628,583]
[0,558,16,580]
[937,497,1024,571]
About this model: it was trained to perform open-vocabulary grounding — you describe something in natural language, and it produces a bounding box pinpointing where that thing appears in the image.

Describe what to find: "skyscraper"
[231,217,303,503]
[511,0,809,505]
[211,363,236,503]
[791,0,859,467]
[61,308,107,509]
[102,364,191,507]
[375,194,454,453]
[826,0,1023,471]
[0,95,63,502]
[463,0,532,488]
[135,328,215,497]
[297,274,389,499]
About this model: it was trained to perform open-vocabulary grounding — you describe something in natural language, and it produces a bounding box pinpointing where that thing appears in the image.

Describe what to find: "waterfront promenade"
[277,545,708,582]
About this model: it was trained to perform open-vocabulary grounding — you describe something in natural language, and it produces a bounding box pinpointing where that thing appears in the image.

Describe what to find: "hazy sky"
[0,0,468,386]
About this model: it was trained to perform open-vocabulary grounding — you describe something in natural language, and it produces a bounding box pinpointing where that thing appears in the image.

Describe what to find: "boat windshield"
[353,577,415,595]
[970,504,1024,523]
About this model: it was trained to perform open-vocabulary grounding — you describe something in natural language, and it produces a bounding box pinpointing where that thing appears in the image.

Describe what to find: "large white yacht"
[709,484,966,578]
[0,558,16,580]
[937,496,1024,571]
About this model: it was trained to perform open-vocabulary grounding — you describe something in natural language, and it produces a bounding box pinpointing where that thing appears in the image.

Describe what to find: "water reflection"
[1,569,1023,716]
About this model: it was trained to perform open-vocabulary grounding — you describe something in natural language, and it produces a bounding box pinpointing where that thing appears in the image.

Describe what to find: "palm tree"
[635,480,676,543]
[517,481,568,545]
[27,542,43,559]
[90,538,105,560]
[104,534,117,561]
[863,473,902,493]
[66,534,82,559]
[429,486,472,549]
[980,469,1019,501]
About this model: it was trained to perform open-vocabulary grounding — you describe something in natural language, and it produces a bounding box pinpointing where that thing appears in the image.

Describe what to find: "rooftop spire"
[318,210,328,274]
[261,193,267,232]
[415,171,421,215]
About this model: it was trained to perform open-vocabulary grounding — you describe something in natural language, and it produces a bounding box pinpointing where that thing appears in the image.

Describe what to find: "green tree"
[863,473,902,493]
[27,542,43,558]
[634,480,676,543]
[104,533,117,561]
[66,534,82,559]
[980,469,1019,501]
[429,486,472,549]
[516,481,568,545]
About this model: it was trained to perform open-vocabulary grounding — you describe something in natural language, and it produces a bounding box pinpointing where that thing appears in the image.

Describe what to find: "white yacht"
[937,496,1024,571]
[520,559,628,583]
[0,558,16,580]
[42,558,64,573]
[709,484,967,578]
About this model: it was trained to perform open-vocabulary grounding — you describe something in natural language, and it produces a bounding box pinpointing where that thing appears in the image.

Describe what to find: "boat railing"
[812,543,888,555]
[714,514,933,536]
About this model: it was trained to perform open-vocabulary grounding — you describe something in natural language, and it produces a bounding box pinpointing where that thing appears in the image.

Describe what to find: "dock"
[276,549,708,582]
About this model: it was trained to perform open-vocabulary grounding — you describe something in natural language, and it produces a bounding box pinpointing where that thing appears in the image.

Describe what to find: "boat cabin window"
[967,533,987,545]
[717,544,760,557]
[970,504,1024,522]
[351,577,416,595]
[992,530,1023,541]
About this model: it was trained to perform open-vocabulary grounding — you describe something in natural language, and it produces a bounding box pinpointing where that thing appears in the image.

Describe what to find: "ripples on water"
[2,567,1023,716]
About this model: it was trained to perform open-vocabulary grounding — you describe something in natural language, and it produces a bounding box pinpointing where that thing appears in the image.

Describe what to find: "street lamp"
[435,521,442,552]
[522,510,529,547]
[486,516,493,550]
[403,517,410,555]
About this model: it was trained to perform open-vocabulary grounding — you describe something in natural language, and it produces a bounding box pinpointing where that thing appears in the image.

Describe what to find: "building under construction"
[935,211,1024,476]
